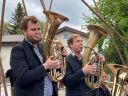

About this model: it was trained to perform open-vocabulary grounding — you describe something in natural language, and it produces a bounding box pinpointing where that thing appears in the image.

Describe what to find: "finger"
[56,65,61,69]
[54,64,61,69]
[49,56,54,60]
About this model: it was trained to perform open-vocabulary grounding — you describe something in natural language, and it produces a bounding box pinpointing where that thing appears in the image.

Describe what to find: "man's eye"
[38,28,40,31]
[31,29,36,31]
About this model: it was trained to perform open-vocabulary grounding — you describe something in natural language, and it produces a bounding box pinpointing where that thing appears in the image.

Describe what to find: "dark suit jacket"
[95,86,111,96]
[10,39,58,96]
[63,54,95,96]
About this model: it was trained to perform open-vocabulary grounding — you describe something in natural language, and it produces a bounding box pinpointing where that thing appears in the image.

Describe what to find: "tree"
[0,19,10,35]
[82,0,128,65]
[3,22,10,35]
[8,2,25,34]
[40,21,45,32]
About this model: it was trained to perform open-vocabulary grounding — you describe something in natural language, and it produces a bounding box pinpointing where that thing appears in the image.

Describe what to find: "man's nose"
[36,30,41,34]
[80,41,83,44]
[80,43,83,46]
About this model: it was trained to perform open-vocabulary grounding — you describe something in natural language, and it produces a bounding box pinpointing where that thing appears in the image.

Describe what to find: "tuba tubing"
[42,11,69,61]
[41,11,69,82]
[108,64,128,96]
[83,24,108,89]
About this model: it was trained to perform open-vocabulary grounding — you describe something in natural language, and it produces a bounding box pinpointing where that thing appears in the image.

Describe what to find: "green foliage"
[2,22,10,35]
[40,21,45,33]
[8,2,25,34]
[82,0,128,67]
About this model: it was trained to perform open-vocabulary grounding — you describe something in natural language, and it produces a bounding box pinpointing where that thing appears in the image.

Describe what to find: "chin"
[31,41,38,44]
[31,39,40,44]
[77,49,82,52]
[35,38,42,42]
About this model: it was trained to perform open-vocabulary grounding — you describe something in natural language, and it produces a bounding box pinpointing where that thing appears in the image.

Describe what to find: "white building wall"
[1,46,13,73]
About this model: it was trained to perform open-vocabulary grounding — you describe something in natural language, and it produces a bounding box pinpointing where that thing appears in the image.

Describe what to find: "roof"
[1,26,88,43]
[57,26,88,37]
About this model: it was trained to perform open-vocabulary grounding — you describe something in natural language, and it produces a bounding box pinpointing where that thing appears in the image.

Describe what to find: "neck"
[72,50,81,57]
[25,38,38,47]
[33,43,38,47]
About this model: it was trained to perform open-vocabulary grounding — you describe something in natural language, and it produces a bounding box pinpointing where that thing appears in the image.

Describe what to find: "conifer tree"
[8,2,25,34]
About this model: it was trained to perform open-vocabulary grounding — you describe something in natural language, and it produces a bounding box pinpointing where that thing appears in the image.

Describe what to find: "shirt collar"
[71,52,82,60]
[25,38,38,48]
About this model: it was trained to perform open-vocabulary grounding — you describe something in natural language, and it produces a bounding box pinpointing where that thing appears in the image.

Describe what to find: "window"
[63,34,68,40]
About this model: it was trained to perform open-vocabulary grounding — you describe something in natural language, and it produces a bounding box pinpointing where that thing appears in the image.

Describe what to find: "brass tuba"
[41,11,69,82]
[82,24,108,89]
[108,64,128,96]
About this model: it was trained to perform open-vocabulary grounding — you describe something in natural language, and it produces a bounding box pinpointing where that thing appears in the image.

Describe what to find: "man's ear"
[69,44,72,48]
[22,30,26,35]
[23,31,27,39]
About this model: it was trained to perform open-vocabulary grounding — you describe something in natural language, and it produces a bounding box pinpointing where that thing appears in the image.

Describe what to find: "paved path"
[1,84,65,96]
[58,89,65,96]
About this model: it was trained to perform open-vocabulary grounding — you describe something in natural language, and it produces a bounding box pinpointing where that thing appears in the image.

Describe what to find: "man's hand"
[82,62,97,75]
[43,56,61,70]
[99,54,105,63]
[61,47,68,57]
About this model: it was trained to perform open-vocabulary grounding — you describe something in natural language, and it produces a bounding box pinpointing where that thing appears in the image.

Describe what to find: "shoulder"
[11,39,32,52]
[11,42,24,51]
[66,54,74,63]
[66,54,72,59]
[11,40,28,55]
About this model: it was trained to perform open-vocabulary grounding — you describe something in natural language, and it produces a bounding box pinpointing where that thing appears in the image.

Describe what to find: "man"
[10,16,61,96]
[98,71,111,96]
[63,34,109,96]
[100,71,108,87]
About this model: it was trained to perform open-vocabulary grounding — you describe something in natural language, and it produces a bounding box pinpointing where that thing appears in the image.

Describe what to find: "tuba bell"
[41,11,69,82]
[108,64,128,96]
[83,24,108,89]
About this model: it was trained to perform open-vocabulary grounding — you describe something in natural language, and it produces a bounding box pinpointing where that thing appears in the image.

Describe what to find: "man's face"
[23,21,41,43]
[70,36,83,53]
[102,72,107,81]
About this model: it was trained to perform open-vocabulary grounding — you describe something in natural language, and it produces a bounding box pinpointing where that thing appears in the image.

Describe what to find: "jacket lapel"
[22,39,42,64]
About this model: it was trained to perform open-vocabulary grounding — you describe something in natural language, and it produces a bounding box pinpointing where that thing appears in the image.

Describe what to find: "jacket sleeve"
[63,61,85,87]
[10,45,47,86]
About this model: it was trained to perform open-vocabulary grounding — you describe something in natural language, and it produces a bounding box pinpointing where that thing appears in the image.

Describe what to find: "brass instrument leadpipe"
[104,80,128,95]
[38,35,62,45]
[105,80,122,88]
[105,79,127,96]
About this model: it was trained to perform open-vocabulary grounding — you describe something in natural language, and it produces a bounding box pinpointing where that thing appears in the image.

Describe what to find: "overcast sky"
[0,0,93,31]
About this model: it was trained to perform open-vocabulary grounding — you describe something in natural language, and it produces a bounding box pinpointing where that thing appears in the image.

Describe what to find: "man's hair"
[21,16,39,31]
[67,34,81,49]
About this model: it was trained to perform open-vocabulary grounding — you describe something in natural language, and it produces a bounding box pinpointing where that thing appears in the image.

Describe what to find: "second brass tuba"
[108,64,128,96]
[83,25,108,89]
